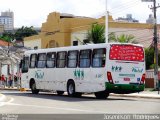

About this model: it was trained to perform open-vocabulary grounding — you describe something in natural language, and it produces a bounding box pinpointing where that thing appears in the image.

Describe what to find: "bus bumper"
[105,82,145,94]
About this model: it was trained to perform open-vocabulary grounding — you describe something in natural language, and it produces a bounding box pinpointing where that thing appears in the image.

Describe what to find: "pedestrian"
[8,73,13,88]
[14,73,18,87]
[0,75,1,87]
[1,74,6,88]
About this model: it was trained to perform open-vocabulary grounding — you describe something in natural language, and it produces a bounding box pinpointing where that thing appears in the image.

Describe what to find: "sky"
[0,0,159,28]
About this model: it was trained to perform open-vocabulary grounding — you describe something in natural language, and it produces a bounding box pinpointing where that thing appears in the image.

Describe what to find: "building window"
[92,48,106,67]
[34,46,38,50]
[79,49,91,68]
[46,52,56,68]
[67,51,78,68]
[30,54,37,68]
[57,51,66,68]
[37,53,46,68]
[73,41,78,46]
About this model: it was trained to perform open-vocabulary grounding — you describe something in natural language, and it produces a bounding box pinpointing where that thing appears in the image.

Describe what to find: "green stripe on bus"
[105,82,144,91]
[119,74,135,77]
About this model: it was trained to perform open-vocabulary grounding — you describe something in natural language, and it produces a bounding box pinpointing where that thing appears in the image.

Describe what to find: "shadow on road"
[2,91,136,102]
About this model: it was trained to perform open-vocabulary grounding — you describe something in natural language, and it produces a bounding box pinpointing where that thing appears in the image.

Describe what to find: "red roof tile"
[0,39,12,46]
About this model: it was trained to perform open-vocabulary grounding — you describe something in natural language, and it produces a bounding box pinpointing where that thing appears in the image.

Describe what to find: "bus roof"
[24,43,144,55]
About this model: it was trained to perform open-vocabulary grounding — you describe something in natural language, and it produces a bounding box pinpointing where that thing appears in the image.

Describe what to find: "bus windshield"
[109,45,144,62]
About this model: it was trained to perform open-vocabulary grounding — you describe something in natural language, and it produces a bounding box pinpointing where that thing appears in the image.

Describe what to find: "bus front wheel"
[31,82,39,94]
[94,91,109,99]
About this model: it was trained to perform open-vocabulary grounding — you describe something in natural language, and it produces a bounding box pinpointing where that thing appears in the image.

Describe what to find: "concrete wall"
[24,35,41,49]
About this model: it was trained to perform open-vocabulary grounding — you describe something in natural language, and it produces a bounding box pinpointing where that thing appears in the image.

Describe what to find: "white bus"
[20,43,145,99]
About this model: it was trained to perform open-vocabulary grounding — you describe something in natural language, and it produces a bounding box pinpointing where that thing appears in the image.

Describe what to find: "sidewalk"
[0,86,20,91]
[111,90,160,99]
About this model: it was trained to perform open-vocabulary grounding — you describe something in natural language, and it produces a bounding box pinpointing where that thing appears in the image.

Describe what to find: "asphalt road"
[0,90,160,120]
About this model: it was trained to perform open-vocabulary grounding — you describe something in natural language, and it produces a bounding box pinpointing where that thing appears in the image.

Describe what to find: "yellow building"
[24,12,97,49]
[24,12,160,49]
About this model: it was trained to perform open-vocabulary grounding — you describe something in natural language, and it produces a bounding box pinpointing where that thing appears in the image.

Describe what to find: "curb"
[0,87,20,91]
[110,93,160,99]
[0,87,28,91]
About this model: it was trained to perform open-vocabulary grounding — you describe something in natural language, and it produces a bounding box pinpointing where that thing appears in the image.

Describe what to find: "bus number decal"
[74,69,84,80]
[96,74,103,78]
[112,66,122,72]
[35,70,44,79]
[132,67,143,73]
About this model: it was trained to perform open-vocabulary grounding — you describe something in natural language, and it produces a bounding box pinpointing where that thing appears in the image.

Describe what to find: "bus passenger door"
[21,57,30,89]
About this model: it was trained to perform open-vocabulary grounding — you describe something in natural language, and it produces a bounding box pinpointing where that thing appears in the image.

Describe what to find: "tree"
[86,23,105,44]
[0,26,38,43]
[145,47,160,70]
[14,26,38,40]
[0,32,14,42]
[109,33,137,43]
[145,48,154,70]
[86,23,137,44]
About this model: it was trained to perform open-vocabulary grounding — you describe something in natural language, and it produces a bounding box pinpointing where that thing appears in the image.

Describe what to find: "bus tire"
[57,91,64,95]
[31,82,39,94]
[94,91,109,99]
[67,81,76,97]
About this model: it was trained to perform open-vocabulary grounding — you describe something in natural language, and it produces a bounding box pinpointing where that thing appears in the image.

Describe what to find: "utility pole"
[142,0,160,94]
[152,0,160,94]
[7,40,10,76]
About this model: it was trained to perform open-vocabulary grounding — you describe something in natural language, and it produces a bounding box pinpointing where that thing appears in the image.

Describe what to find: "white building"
[0,10,14,31]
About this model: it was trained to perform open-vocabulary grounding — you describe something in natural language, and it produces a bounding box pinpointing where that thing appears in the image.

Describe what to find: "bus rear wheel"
[57,91,64,95]
[94,91,109,99]
[31,82,39,94]
[67,81,75,97]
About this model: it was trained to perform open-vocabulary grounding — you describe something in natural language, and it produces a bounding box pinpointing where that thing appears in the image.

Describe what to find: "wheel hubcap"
[69,84,74,94]
[32,83,36,90]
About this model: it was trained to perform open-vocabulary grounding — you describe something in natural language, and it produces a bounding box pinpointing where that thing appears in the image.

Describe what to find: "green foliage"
[86,23,137,44]
[145,48,154,70]
[109,33,137,43]
[0,26,38,43]
[108,32,116,41]
[0,32,14,42]
[14,26,38,40]
[87,23,105,44]
[149,64,155,69]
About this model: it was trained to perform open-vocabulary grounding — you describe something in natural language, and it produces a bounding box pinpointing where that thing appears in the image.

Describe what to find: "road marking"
[0,94,5,101]
[6,102,104,113]
[0,97,14,107]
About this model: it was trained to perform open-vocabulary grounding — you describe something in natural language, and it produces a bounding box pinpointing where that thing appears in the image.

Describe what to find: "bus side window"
[92,48,106,67]
[30,54,37,68]
[57,51,67,68]
[46,52,56,68]
[79,49,91,68]
[37,53,46,68]
[22,57,29,73]
[67,50,78,68]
